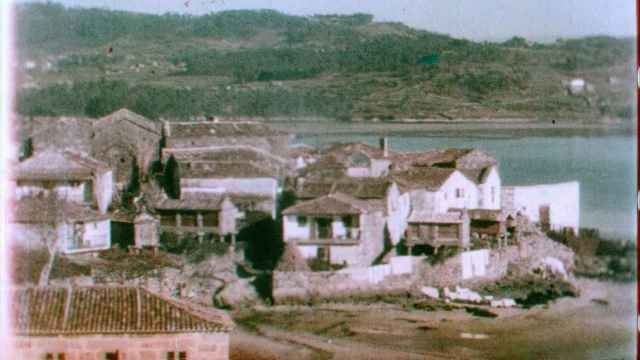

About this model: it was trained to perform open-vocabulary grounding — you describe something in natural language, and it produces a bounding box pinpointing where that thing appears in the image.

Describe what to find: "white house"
[502,181,580,233]
[282,192,386,267]
[12,150,114,214]
[11,196,112,254]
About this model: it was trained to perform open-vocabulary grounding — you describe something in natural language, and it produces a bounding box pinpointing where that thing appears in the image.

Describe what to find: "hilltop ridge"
[15,3,635,122]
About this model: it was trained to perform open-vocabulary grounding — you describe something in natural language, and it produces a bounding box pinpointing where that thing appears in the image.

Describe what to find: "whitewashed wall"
[283,215,310,240]
[478,166,501,210]
[386,184,411,245]
[64,219,111,254]
[94,170,114,214]
[438,171,479,212]
[16,182,86,203]
[505,182,580,231]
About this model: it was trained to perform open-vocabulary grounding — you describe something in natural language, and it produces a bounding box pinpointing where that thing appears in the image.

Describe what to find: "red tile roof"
[296,178,392,200]
[11,286,233,336]
[11,197,109,223]
[97,108,161,135]
[179,161,278,179]
[13,150,109,181]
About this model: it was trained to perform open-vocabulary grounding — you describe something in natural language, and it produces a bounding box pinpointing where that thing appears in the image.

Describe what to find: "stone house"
[134,211,160,249]
[11,196,112,254]
[282,192,386,267]
[163,145,290,178]
[292,177,410,245]
[12,150,114,214]
[155,195,241,243]
[10,286,233,360]
[19,109,161,191]
[91,108,162,187]
[312,142,393,178]
[163,120,290,158]
[177,162,280,219]
[405,210,471,253]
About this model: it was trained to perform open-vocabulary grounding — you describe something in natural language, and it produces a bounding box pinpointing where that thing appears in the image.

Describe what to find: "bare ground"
[230,279,635,360]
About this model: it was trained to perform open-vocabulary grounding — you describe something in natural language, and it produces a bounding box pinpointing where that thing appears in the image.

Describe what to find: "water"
[293,128,636,240]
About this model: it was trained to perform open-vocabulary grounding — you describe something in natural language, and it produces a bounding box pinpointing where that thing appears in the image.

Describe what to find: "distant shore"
[266,117,633,137]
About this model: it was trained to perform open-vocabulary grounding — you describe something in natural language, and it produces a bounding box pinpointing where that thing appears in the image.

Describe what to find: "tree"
[34,192,66,286]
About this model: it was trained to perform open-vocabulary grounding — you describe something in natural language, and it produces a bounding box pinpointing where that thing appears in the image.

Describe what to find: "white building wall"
[438,171,479,211]
[478,166,501,210]
[283,215,311,241]
[386,185,410,245]
[64,219,111,254]
[330,246,361,265]
[181,178,277,198]
[346,167,370,177]
[507,181,580,232]
[94,170,114,214]
[297,245,318,258]
[16,182,86,203]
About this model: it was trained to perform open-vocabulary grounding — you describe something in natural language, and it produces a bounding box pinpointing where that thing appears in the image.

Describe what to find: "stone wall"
[273,270,415,304]
[12,332,229,360]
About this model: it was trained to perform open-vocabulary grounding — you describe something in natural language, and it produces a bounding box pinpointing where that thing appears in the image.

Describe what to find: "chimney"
[379,137,389,157]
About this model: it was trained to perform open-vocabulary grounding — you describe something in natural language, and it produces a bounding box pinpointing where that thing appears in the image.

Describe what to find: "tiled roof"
[11,197,109,223]
[459,167,492,184]
[296,178,392,200]
[390,167,456,192]
[165,121,288,138]
[13,150,109,181]
[407,211,463,224]
[390,149,472,167]
[451,208,504,221]
[97,108,161,135]
[282,192,381,216]
[321,142,388,160]
[164,146,287,164]
[155,196,227,211]
[11,286,233,335]
[179,162,278,179]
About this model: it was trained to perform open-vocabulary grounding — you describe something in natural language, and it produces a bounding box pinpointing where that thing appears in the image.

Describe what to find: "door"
[316,218,332,239]
[539,205,551,232]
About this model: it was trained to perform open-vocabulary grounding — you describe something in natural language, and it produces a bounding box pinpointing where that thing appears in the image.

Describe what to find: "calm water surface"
[293,128,636,240]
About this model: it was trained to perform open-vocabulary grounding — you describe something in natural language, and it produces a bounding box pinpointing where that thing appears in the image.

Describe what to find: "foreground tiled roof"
[296,178,392,199]
[282,192,381,216]
[12,286,233,335]
[390,168,456,192]
[165,121,288,138]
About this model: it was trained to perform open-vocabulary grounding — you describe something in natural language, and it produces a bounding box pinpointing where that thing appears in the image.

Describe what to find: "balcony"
[292,227,361,246]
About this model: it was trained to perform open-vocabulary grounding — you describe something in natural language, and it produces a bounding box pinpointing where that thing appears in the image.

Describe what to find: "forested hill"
[15,3,634,122]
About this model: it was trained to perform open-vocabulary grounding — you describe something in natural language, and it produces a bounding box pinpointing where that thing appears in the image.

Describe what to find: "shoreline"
[267,118,633,136]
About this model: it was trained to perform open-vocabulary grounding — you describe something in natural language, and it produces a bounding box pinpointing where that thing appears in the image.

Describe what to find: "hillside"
[15,3,635,122]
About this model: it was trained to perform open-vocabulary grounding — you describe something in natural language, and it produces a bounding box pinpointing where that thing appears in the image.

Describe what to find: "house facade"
[13,150,114,214]
[11,197,112,254]
[11,286,233,360]
[163,120,290,158]
[282,193,386,267]
[91,108,162,186]
[155,195,241,242]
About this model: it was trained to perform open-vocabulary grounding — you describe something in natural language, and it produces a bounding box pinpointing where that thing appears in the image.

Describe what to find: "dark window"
[58,355,66,360]
[297,215,307,225]
[182,213,197,227]
[45,354,54,360]
[105,352,119,360]
[160,213,177,226]
[168,352,187,360]
[203,211,219,227]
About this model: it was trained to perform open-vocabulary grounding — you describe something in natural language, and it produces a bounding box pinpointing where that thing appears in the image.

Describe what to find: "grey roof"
[390,167,456,192]
[296,178,393,200]
[11,197,109,223]
[165,121,288,138]
[282,192,381,216]
[13,150,109,181]
[96,108,161,135]
[179,161,278,179]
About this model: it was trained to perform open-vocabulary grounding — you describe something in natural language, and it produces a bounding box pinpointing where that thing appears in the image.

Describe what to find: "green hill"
[15,3,635,121]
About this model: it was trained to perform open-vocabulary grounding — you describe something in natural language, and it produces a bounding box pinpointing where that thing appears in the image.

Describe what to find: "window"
[297,216,307,225]
[105,352,119,360]
[455,188,464,198]
[202,211,219,227]
[167,352,187,360]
